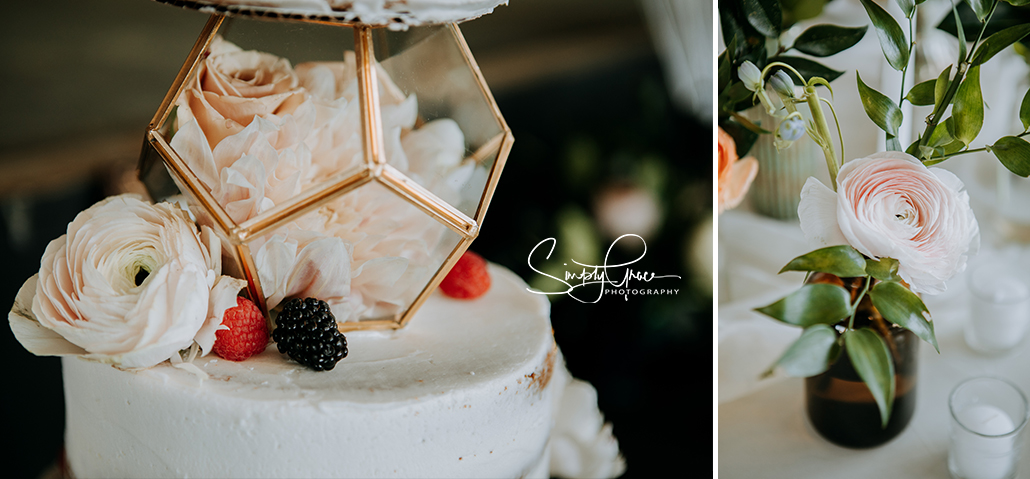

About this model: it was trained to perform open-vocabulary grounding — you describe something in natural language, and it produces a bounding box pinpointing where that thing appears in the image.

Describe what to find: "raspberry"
[212,297,269,361]
[439,250,491,299]
[272,298,348,371]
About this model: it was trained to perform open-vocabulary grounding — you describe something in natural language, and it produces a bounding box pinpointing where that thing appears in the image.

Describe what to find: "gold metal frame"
[139,14,513,331]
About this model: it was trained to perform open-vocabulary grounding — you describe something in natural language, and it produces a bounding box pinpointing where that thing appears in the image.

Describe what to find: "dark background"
[0,1,712,477]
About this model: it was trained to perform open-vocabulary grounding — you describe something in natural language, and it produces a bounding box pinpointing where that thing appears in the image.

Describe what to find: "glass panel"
[138,139,180,202]
[146,142,246,291]
[374,25,504,219]
[242,179,461,324]
[155,16,370,232]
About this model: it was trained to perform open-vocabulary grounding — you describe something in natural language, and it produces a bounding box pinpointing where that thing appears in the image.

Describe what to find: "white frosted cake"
[12,264,623,478]
[9,3,625,476]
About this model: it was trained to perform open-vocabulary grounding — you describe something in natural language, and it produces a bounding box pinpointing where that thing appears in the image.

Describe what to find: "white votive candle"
[951,404,1017,479]
[968,273,1030,353]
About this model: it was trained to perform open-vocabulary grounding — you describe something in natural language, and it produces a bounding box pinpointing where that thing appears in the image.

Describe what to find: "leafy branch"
[756,245,936,427]
[854,0,1030,176]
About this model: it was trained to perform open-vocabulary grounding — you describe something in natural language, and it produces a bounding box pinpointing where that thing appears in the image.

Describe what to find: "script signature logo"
[526,234,681,303]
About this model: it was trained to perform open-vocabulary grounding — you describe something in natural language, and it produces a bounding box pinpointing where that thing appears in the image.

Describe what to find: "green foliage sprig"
[857,0,1030,176]
[758,246,936,428]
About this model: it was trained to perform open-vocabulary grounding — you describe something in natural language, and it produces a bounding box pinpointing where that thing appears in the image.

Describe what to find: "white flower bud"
[769,70,795,99]
[738,61,762,92]
[777,116,805,142]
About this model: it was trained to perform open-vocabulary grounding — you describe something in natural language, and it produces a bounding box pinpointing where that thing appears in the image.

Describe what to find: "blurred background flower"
[0,1,712,477]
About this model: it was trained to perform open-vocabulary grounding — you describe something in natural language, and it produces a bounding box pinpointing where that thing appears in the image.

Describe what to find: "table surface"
[717,206,1030,479]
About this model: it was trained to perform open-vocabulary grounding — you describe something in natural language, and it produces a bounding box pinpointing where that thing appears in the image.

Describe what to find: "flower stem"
[918,63,967,153]
[925,130,1030,164]
[899,14,915,109]
[729,111,772,134]
[847,276,873,331]
[805,86,839,189]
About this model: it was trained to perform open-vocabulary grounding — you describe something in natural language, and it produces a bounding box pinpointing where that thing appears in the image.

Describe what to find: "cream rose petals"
[798,151,979,294]
[21,195,245,368]
[169,37,468,323]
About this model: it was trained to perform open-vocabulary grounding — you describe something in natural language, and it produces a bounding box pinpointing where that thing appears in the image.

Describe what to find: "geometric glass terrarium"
[138,12,512,331]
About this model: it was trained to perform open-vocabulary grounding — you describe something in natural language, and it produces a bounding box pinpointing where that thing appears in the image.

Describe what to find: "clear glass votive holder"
[966,254,1030,355]
[949,377,1030,479]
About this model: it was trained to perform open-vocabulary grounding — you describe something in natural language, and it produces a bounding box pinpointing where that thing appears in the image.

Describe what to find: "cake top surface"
[154,0,510,29]
[49,264,554,405]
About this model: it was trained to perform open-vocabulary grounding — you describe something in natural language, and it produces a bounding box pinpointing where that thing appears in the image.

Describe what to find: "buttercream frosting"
[53,264,560,478]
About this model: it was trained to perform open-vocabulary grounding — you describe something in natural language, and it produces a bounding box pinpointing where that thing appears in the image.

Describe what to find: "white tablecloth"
[717,208,1030,478]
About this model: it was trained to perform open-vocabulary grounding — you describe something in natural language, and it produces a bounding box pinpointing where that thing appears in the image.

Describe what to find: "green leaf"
[972,23,1030,66]
[1019,88,1030,132]
[904,79,936,106]
[1003,0,1030,8]
[865,257,901,282]
[721,80,755,108]
[859,0,911,71]
[793,24,869,57]
[743,0,783,38]
[772,56,845,84]
[857,72,904,137]
[721,118,762,157]
[770,324,841,377]
[779,245,868,277]
[952,65,983,146]
[923,117,965,155]
[845,328,896,428]
[926,119,952,149]
[953,0,967,63]
[967,0,991,22]
[934,65,953,110]
[869,281,938,353]
[755,283,853,327]
[896,0,915,18]
[782,0,832,24]
[905,138,921,156]
[718,50,731,91]
[991,136,1030,177]
[886,136,902,152]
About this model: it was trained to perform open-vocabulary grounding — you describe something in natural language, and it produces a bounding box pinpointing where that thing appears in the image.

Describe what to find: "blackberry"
[271,297,348,371]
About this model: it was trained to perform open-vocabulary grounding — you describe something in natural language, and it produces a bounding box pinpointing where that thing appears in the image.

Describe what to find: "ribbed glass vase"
[743,106,824,221]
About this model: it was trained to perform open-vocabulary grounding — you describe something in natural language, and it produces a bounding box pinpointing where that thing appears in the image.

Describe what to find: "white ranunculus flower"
[12,194,245,369]
[798,151,980,294]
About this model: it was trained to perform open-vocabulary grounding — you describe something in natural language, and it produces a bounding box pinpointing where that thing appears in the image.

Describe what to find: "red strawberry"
[213,297,269,361]
[440,251,491,299]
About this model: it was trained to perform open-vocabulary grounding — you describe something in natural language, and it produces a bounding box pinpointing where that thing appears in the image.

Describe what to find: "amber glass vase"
[804,275,920,448]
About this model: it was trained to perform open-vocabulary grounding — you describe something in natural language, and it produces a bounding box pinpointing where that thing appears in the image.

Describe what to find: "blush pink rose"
[175,36,306,149]
[798,151,979,294]
[718,127,758,214]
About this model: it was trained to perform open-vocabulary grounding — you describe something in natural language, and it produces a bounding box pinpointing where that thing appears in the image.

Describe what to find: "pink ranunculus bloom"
[798,151,980,294]
[718,127,758,214]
